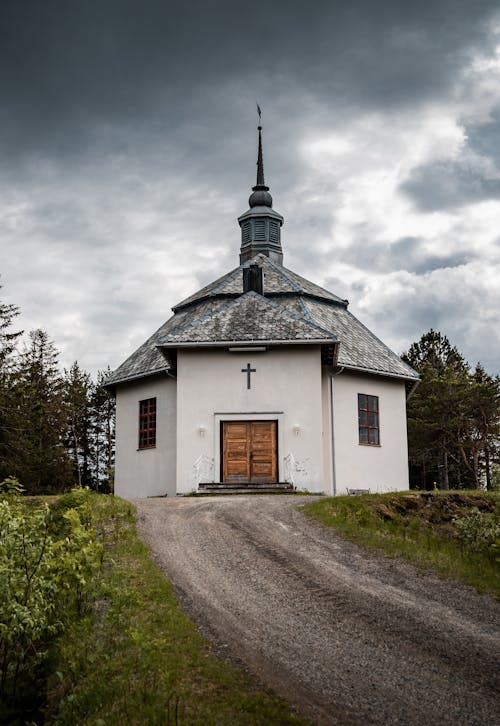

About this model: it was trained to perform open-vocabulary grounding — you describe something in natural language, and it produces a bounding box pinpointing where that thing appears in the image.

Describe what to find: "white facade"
[176,346,324,493]
[330,371,409,494]
[113,348,410,497]
[115,375,177,499]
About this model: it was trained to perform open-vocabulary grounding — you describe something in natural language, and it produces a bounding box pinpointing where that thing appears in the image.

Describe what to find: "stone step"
[197,482,295,495]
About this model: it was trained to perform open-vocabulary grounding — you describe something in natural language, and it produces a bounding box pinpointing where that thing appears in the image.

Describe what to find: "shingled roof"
[173,255,347,310]
[158,291,337,346]
[106,253,418,387]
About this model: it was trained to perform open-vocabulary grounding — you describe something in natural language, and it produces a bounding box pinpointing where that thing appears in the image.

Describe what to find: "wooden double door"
[222,421,277,484]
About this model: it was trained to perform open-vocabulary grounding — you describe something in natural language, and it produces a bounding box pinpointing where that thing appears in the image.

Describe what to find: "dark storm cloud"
[400,159,500,211]
[467,108,500,165]
[1,0,499,166]
[328,236,471,275]
[401,106,500,211]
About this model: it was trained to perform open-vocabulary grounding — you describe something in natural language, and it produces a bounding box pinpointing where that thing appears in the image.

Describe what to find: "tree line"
[403,330,500,490]
[0,290,115,494]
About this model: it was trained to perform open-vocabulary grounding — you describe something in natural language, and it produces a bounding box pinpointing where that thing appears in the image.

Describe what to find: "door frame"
[214,412,284,483]
[220,420,279,483]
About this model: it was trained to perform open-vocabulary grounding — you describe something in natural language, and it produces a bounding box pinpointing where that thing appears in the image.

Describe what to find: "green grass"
[46,493,305,725]
[303,491,500,598]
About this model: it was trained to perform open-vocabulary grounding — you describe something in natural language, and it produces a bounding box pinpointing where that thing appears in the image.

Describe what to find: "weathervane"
[256,102,262,127]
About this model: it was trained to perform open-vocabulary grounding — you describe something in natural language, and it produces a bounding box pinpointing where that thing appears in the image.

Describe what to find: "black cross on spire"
[242,363,256,389]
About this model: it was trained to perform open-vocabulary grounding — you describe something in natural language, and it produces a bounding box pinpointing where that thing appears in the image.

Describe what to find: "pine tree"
[87,368,115,492]
[457,364,500,489]
[10,330,72,493]
[0,290,23,480]
[64,361,93,487]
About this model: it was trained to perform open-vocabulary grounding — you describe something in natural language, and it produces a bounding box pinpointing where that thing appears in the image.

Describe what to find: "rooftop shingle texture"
[281,298,418,379]
[157,291,337,345]
[173,254,347,310]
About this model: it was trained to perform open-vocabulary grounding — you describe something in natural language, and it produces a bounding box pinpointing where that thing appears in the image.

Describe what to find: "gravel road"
[135,495,500,725]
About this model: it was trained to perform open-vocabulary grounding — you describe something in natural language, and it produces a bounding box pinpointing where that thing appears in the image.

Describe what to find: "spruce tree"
[10,330,72,493]
[64,361,93,487]
[0,290,23,481]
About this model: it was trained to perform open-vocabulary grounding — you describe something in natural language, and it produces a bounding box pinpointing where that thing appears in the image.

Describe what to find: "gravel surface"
[135,495,500,725]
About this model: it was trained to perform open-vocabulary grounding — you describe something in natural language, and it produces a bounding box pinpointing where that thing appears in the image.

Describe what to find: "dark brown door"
[222,421,277,484]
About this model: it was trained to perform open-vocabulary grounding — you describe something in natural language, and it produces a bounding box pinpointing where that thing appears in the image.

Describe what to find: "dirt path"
[135,495,500,725]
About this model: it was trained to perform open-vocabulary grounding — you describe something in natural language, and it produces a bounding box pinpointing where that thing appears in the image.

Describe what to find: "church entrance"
[222,421,278,484]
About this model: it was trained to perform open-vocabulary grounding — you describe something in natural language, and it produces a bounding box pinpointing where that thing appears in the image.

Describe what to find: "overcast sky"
[1,0,500,376]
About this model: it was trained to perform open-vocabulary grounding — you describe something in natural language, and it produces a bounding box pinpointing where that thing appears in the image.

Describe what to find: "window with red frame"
[139,397,156,449]
[358,393,379,445]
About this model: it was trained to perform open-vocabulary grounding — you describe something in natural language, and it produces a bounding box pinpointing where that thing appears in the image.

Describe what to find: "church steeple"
[256,125,265,186]
[238,119,284,265]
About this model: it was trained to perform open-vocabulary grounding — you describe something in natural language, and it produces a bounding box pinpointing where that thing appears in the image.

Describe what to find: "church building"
[107,125,419,497]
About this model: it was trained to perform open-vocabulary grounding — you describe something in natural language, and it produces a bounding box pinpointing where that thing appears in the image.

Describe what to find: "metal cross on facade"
[242,363,256,389]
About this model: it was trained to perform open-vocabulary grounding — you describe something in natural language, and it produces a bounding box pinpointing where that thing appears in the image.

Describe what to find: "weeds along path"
[135,495,500,726]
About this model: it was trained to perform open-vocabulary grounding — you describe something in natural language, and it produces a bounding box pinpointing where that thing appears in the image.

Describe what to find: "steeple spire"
[238,115,284,265]
[256,125,266,187]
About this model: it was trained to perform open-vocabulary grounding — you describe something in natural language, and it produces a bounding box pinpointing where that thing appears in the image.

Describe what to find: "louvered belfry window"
[269,221,279,242]
[139,397,156,449]
[358,394,380,445]
[242,222,251,244]
[254,219,266,241]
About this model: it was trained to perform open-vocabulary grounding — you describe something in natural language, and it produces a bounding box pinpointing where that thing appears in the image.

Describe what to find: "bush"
[0,483,103,718]
[453,507,500,558]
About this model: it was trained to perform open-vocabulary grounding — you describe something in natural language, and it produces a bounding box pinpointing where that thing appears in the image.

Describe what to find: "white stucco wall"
[331,372,409,494]
[176,346,325,493]
[321,368,334,495]
[115,375,177,499]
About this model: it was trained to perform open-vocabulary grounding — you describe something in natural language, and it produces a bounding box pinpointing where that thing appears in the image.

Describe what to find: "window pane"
[359,410,368,426]
[358,393,367,410]
[359,427,368,444]
[368,412,378,427]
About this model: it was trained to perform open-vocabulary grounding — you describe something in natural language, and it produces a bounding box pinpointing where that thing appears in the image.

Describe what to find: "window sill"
[358,442,381,447]
[137,446,156,451]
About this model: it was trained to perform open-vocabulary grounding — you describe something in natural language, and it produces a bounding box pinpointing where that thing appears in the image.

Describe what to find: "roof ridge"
[261,256,303,291]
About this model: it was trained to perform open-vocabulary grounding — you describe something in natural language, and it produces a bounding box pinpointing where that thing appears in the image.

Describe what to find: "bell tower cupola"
[238,119,284,265]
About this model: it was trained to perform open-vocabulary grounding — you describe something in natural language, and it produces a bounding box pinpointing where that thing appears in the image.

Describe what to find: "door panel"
[222,421,277,484]
[223,423,249,482]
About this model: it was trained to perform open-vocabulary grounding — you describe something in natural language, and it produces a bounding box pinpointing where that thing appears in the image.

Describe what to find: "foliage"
[6,330,73,492]
[453,507,500,559]
[0,286,115,494]
[0,485,102,721]
[304,491,500,597]
[0,289,23,482]
[403,329,500,490]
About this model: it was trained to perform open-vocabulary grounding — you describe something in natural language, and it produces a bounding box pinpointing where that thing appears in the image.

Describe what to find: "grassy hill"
[304,491,500,598]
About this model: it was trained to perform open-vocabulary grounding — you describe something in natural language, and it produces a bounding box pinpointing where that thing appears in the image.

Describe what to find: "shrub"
[453,507,500,558]
[0,483,102,714]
